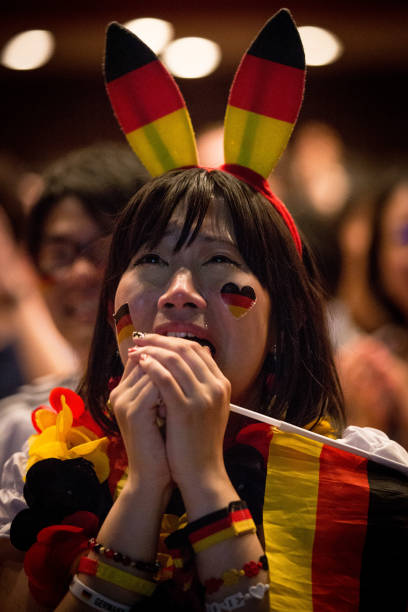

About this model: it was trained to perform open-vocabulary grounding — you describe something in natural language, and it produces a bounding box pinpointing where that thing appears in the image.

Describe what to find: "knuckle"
[198,343,211,357]
[178,342,191,355]
[109,388,119,404]
[165,353,180,369]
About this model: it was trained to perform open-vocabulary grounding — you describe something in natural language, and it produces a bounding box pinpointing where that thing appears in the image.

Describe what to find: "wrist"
[122,477,173,512]
[181,471,238,521]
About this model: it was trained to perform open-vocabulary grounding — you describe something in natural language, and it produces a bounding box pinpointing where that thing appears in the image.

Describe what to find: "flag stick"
[229,402,408,475]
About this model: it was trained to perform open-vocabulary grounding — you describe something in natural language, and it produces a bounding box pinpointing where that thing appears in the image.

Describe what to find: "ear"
[224,9,305,179]
[104,22,198,177]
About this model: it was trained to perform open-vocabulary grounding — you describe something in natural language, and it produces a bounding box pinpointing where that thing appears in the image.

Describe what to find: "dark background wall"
[1,0,407,171]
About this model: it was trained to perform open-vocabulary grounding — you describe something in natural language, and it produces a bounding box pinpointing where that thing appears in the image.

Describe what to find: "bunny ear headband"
[104,8,305,254]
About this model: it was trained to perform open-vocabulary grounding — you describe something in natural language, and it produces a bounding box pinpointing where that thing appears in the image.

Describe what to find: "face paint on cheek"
[113,302,135,344]
[220,282,257,319]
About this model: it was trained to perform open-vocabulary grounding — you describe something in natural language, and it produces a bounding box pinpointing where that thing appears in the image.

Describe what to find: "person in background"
[0,142,149,471]
[0,152,71,398]
[334,171,408,448]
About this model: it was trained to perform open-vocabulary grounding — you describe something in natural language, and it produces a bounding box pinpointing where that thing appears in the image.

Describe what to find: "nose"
[157,268,206,310]
[65,256,103,285]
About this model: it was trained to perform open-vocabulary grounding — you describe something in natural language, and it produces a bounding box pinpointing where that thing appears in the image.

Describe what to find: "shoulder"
[0,373,80,414]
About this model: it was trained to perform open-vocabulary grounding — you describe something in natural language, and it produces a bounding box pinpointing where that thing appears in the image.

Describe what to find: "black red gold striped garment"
[264,429,408,611]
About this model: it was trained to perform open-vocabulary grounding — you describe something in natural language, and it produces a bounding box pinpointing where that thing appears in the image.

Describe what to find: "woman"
[1,10,407,612]
[0,165,344,611]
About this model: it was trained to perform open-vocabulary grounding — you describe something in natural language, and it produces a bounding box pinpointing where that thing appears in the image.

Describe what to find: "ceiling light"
[162,37,221,79]
[124,18,174,55]
[298,26,343,66]
[1,29,55,70]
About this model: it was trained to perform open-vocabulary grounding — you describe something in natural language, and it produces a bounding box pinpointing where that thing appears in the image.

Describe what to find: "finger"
[137,353,186,407]
[109,365,155,417]
[130,344,217,395]
[119,349,149,384]
[111,374,162,428]
[132,333,221,376]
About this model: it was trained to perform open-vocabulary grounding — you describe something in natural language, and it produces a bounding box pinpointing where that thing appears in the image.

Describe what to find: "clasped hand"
[108,334,231,498]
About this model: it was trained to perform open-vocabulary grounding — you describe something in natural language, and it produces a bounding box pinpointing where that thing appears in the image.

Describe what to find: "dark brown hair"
[79,167,344,435]
[26,142,150,264]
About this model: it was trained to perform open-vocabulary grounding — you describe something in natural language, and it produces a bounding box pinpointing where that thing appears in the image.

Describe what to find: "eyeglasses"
[37,234,112,280]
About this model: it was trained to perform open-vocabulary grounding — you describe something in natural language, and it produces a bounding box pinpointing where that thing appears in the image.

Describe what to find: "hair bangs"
[116,169,222,268]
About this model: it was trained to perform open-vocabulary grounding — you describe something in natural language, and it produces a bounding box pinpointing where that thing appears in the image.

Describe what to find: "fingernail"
[139,352,149,361]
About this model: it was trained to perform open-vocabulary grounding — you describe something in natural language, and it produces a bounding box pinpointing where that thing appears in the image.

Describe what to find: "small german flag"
[104,22,198,177]
[113,303,134,345]
[261,428,408,611]
[224,9,305,179]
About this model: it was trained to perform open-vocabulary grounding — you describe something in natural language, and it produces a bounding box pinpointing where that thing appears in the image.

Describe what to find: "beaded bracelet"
[204,555,268,594]
[70,575,132,612]
[205,582,270,611]
[187,501,256,554]
[88,538,161,575]
[78,557,156,597]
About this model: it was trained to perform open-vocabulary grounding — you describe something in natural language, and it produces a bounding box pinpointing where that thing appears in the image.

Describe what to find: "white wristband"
[205,582,270,611]
[69,575,132,612]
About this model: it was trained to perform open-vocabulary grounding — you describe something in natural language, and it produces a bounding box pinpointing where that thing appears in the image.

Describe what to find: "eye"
[206,254,240,266]
[132,253,167,266]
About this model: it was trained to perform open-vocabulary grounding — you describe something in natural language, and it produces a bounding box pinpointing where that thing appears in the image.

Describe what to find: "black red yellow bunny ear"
[104,22,198,176]
[224,9,305,179]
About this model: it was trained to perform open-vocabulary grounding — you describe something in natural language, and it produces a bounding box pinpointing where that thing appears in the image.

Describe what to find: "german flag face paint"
[113,303,135,345]
[221,283,256,319]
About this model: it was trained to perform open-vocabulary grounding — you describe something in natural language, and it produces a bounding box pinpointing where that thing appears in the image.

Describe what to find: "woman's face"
[378,182,408,319]
[114,199,272,406]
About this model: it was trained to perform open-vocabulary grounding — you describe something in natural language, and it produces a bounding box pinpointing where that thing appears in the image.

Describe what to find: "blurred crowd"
[280,121,408,450]
[1,124,408,469]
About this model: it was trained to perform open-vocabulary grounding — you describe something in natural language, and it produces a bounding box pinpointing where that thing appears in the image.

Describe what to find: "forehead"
[42,196,100,238]
[168,196,235,243]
